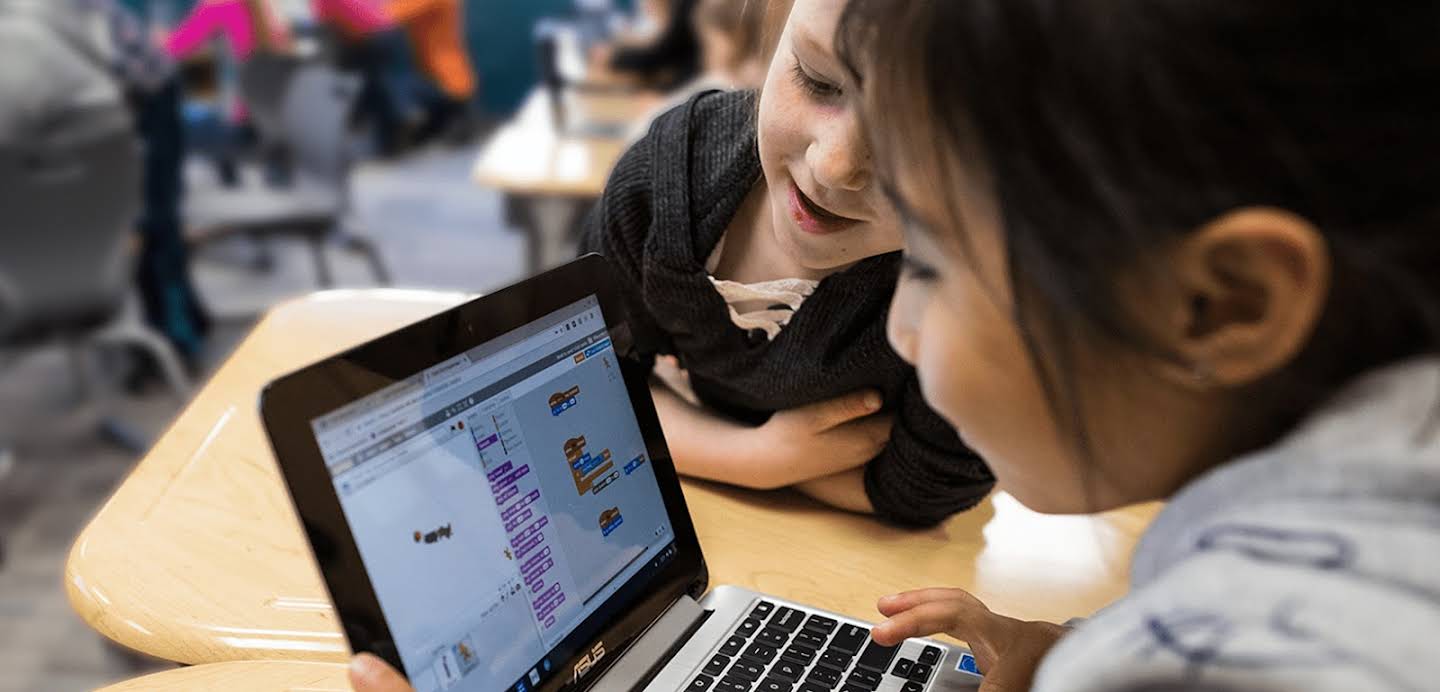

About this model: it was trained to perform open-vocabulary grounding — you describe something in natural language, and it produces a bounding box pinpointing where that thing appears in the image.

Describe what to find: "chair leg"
[98,418,149,455]
[309,235,334,287]
[342,234,391,286]
[0,445,13,485]
[91,308,193,401]
[65,341,94,406]
[250,232,277,274]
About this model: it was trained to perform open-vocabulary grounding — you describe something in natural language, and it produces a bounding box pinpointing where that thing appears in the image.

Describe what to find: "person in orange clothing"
[382,0,478,145]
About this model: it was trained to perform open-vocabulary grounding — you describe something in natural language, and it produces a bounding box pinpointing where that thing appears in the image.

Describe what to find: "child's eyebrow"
[790,27,841,71]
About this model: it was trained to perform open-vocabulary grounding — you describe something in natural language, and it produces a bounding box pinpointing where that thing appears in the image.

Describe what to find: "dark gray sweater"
[580,89,993,526]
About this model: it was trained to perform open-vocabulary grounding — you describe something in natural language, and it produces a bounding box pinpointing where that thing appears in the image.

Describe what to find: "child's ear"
[1155,207,1331,389]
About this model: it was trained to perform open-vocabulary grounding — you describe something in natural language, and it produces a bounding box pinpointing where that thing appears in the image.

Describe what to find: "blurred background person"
[0,0,212,371]
[626,0,768,141]
[310,0,410,156]
[164,0,293,186]
[691,0,767,90]
[381,0,479,148]
[590,0,701,92]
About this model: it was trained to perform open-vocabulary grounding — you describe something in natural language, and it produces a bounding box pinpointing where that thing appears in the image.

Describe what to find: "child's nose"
[807,119,871,193]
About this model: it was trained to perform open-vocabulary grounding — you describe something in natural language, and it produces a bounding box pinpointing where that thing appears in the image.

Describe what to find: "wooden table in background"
[472,88,656,273]
[69,290,1158,676]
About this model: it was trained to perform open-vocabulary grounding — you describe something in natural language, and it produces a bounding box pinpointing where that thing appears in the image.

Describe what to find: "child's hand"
[871,589,1067,692]
[350,654,414,692]
[747,390,894,488]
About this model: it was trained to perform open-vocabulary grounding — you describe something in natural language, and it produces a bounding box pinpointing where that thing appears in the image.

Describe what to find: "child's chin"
[772,219,856,271]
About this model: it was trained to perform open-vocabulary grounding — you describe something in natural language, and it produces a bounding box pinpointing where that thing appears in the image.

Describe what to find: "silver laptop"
[261,256,984,692]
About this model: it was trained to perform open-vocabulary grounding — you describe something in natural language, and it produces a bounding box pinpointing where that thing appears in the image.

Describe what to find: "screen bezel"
[260,255,707,692]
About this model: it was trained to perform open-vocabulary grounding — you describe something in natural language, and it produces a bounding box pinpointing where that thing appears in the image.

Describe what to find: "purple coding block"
[501,500,523,523]
[537,593,567,621]
[514,534,544,558]
[533,583,563,612]
[523,558,553,584]
[498,464,531,488]
[521,546,552,573]
[504,508,534,533]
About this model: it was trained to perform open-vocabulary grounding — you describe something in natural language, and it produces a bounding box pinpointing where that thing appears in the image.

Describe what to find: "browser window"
[312,297,675,692]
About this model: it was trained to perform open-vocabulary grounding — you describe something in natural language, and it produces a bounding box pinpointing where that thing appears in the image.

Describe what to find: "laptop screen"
[310,295,677,692]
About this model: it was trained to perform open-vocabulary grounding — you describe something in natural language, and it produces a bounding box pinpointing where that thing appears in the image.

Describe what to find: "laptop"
[260,255,984,692]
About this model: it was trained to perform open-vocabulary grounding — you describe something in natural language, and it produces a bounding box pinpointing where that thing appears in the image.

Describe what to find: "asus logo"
[572,641,607,682]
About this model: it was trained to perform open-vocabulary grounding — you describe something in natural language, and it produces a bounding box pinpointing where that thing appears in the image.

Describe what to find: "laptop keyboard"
[687,601,945,692]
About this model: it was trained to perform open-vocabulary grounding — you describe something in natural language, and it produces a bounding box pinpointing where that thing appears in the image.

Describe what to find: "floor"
[0,144,531,692]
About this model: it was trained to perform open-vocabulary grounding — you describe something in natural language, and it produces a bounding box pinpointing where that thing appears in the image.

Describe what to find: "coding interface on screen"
[312,297,674,692]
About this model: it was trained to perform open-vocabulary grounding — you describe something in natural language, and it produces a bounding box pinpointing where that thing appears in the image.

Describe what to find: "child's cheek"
[758,82,813,171]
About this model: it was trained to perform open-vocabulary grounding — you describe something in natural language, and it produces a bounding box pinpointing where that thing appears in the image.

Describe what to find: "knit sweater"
[579,89,994,526]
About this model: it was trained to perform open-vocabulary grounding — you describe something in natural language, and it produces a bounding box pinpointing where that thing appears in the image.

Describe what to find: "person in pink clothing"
[161,0,294,185]
[312,0,392,36]
[164,0,293,63]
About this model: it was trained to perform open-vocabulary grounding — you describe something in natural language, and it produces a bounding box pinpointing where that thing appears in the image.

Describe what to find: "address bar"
[321,319,593,464]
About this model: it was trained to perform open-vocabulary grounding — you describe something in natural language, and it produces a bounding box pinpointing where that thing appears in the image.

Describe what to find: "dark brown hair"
[837,1,1440,451]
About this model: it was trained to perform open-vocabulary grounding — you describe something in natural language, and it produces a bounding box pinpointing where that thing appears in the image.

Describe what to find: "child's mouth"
[788,181,859,235]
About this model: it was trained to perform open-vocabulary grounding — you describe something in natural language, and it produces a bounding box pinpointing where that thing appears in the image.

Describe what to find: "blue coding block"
[583,338,613,358]
[601,515,623,536]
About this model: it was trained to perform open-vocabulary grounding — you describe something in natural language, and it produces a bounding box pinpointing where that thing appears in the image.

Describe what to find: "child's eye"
[790,60,842,100]
[901,255,940,282]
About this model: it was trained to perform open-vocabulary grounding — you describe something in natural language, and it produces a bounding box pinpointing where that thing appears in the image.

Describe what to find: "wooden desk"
[474,88,649,197]
[67,290,1158,668]
[99,661,348,691]
[472,88,655,272]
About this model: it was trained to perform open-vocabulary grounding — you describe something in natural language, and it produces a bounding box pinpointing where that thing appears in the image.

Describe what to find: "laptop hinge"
[589,595,711,692]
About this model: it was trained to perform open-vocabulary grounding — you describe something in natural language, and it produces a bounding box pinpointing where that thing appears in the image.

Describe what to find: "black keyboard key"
[855,640,899,672]
[690,675,716,692]
[830,625,869,655]
[716,677,752,692]
[891,658,914,678]
[917,646,941,666]
[756,678,793,692]
[805,667,842,689]
[705,654,731,677]
[757,627,789,648]
[800,683,830,692]
[752,601,776,618]
[901,683,923,692]
[729,660,765,681]
[780,645,816,666]
[771,660,806,683]
[818,650,850,671]
[769,607,805,632]
[794,630,827,650]
[803,614,838,634]
[736,618,763,638]
[846,670,882,691]
[742,642,778,664]
[720,636,746,657]
[839,685,869,692]
[909,663,933,683]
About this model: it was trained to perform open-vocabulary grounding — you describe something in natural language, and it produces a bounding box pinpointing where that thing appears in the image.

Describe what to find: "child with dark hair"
[835,1,1440,690]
